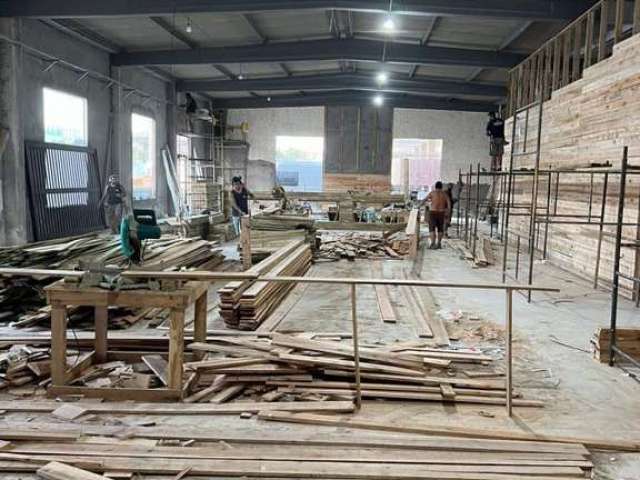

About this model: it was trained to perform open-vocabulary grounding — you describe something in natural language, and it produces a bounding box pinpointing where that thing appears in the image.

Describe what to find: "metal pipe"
[472,162,481,259]
[594,172,609,289]
[502,111,518,283]
[515,235,521,279]
[609,147,629,366]
[465,165,472,246]
[505,288,513,417]
[526,96,544,303]
[543,171,552,259]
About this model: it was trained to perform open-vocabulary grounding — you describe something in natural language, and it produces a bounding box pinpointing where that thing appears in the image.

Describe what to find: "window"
[391,139,443,192]
[131,113,156,200]
[43,88,88,146]
[275,136,324,192]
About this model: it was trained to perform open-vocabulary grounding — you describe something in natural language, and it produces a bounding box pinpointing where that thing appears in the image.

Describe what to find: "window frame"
[42,87,89,147]
[130,112,157,201]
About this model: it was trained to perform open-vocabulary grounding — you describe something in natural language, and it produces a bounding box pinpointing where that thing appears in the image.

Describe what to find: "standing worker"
[230,176,254,236]
[486,112,506,171]
[99,174,127,234]
[426,181,451,250]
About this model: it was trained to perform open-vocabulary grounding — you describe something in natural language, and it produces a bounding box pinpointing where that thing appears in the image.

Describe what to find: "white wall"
[393,108,490,183]
[226,107,324,164]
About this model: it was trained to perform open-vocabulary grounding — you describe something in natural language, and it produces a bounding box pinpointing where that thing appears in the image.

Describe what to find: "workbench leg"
[168,308,185,390]
[94,306,108,363]
[193,292,208,360]
[51,307,67,386]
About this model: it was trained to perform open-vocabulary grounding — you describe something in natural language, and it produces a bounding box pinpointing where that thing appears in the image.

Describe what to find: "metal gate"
[25,141,106,241]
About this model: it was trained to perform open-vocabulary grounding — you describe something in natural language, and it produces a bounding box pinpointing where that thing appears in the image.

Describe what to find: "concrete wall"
[0,19,174,245]
[226,107,324,165]
[393,108,490,183]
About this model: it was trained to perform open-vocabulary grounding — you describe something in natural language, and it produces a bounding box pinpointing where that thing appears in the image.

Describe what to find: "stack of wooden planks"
[590,327,640,363]
[184,333,542,407]
[0,419,597,479]
[219,240,312,330]
[0,234,224,327]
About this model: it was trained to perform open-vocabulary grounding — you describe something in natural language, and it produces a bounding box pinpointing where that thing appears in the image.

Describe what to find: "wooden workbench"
[45,280,209,401]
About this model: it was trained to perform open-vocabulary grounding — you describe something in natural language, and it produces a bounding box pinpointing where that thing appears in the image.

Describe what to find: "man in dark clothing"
[99,174,127,234]
[185,93,198,115]
[486,112,507,170]
[230,176,254,236]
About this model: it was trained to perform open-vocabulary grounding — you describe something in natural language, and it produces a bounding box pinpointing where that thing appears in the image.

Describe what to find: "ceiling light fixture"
[376,72,389,84]
[267,97,272,102]
[382,16,395,32]
[185,18,193,34]
[373,95,384,106]
[238,74,244,80]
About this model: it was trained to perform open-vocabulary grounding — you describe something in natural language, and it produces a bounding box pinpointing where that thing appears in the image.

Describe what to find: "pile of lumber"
[0,413,600,480]
[0,234,224,326]
[219,240,312,330]
[318,231,405,260]
[184,333,543,408]
[0,427,595,479]
[591,328,640,363]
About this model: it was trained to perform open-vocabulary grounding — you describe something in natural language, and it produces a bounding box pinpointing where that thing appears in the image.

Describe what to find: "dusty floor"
[1,227,639,479]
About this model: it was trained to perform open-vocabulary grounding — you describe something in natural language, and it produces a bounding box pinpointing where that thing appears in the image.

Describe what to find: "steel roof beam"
[177,72,506,97]
[2,0,594,21]
[112,38,525,68]
[209,90,496,111]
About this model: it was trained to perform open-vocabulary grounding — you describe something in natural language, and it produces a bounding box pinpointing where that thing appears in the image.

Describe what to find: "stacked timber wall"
[505,34,640,297]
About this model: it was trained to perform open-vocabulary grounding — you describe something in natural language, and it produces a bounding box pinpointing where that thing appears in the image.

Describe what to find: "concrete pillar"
[0,18,27,245]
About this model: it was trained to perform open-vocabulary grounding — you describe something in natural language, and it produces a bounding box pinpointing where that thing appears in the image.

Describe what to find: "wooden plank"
[276,353,427,376]
[584,10,594,68]
[598,0,609,61]
[0,421,595,454]
[141,355,168,386]
[50,307,67,386]
[374,284,396,323]
[0,400,355,415]
[168,309,185,390]
[193,292,208,361]
[37,461,105,480]
[614,0,625,42]
[635,0,640,34]
[2,456,590,479]
[258,411,634,452]
[240,216,252,270]
[209,384,244,404]
[440,383,456,400]
[94,306,108,363]
[270,334,437,369]
[572,18,583,81]
[47,386,182,402]
[9,441,595,466]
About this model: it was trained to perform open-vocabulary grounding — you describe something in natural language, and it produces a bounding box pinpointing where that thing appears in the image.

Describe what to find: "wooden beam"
[598,0,610,62]
[257,411,639,452]
[584,10,594,68]
[614,0,625,42]
[572,18,583,81]
[0,400,355,415]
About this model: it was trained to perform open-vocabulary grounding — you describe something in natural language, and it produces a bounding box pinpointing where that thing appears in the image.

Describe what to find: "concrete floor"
[1,229,639,479]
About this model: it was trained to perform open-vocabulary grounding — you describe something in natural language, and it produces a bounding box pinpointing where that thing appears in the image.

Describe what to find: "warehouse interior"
[0,1,639,479]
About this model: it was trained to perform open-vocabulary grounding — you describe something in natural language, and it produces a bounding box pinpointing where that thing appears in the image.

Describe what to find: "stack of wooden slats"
[0,234,224,326]
[0,421,596,479]
[590,328,640,363]
[219,240,311,330]
[185,333,541,407]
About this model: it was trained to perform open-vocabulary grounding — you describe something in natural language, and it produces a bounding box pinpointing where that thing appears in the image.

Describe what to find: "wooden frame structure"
[45,280,210,401]
[507,0,640,117]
